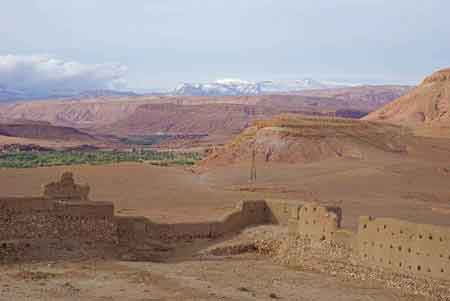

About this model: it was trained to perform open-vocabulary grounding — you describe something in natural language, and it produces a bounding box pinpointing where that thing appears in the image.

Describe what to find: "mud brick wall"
[4,190,450,283]
[0,197,55,214]
[288,203,343,242]
[53,201,114,218]
[43,171,90,201]
[285,203,450,282]
[0,240,53,262]
[265,200,301,225]
[217,200,269,234]
[0,198,117,244]
[356,216,450,280]
[115,216,148,245]
[116,200,270,245]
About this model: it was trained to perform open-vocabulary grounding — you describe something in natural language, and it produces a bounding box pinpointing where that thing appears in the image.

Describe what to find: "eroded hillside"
[0,123,95,142]
[364,68,450,137]
[201,114,411,166]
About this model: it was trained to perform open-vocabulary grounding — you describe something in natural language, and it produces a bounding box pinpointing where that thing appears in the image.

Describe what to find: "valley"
[2,1,449,299]
[0,71,449,300]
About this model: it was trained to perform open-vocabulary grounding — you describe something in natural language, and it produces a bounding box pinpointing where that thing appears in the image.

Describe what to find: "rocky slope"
[97,103,281,137]
[0,98,149,128]
[296,85,412,109]
[0,121,97,143]
[364,69,450,137]
[201,114,410,166]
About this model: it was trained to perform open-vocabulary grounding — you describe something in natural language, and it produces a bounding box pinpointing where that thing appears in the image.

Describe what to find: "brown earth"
[296,85,412,109]
[97,103,280,137]
[1,127,450,299]
[364,68,450,137]
[1,143,450,299]
[0,122,95,142]
[1,139,450,227]
[0,121,110,149]
[0,255,428,301]
[201,114,411,167]
[0,97,149,128]
[0,135,94,150]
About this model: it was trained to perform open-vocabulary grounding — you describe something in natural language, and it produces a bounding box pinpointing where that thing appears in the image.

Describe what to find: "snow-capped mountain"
[0,78,357,102]
[172,78,356,96]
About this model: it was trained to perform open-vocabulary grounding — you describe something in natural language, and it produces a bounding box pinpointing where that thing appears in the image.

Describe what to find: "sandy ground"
[0,253,430,301]
[1,152,449,227]
[203,157,450,229]
[1,143,450,300]
[0,163,258,222]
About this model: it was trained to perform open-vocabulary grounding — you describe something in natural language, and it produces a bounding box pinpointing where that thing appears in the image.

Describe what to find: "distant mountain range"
[0,87,139,103]
[0,85,411,148]
[172,78,357,96]
[0,78,363,102]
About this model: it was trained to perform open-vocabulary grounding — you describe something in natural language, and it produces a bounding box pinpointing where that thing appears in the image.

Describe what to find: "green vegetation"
[0,150,202,168]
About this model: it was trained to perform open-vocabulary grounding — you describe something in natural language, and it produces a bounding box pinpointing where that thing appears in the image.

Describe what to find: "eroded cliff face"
[201,114,409,167]
[364,68,450,137]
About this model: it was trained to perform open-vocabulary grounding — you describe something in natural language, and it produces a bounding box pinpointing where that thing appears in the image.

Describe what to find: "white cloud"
[0,54,128,94]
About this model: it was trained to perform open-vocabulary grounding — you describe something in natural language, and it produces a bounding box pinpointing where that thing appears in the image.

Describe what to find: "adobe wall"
[285,203,450,281]
[43,171,90,201]
[0,197,55,213]
[265,199,300,226]
[356,216,450,280]
[1,174,301,262]
[0,173,117,263]
[116,200,270,245]
[0,199,116,243]
[218,200,269,234]
[288,202,344,242]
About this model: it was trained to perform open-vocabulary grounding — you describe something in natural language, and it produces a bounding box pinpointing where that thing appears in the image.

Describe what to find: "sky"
[0,0,449,92]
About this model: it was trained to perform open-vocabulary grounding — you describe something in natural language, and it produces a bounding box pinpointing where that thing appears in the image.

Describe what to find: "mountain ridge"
[364,68,450,137]
[0,88,140,103]
[172,78,357,96]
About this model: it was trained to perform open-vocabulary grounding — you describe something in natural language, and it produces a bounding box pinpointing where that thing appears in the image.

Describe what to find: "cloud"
[0,54,128,94]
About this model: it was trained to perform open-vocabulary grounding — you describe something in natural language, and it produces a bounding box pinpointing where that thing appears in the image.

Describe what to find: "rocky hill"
[97,103,279,137]
[0,121,97,143]
[296,85,412,109]
[201,114,410,167]
[364,69,450,137]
